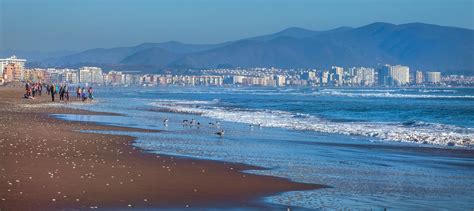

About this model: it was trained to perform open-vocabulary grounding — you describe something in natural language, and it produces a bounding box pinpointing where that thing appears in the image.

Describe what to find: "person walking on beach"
[81,87,87,102]
[50,84,56,102]
[77,87,81,99]
[31,83,36,98]
[38,83,42,96]
[88,87,94,100]
[65,84,69,101]
[46,84,50,96]
[59,85,65,101]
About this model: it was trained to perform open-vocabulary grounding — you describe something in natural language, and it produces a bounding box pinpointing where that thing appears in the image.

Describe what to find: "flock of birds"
[161,118,263,137]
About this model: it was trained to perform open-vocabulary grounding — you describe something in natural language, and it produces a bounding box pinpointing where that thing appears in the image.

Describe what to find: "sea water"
[55,86,474,209]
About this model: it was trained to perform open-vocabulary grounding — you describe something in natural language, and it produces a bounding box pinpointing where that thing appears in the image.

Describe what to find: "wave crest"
[148,99,474,148]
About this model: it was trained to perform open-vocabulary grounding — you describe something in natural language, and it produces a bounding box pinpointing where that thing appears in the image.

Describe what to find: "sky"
[1,0,473,51]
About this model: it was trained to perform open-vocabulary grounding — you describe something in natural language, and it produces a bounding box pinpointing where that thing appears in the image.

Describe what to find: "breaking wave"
[149,100,474,148]
[315,90,474,99]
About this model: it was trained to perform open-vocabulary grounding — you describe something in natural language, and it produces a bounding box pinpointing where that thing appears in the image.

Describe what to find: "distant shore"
[0,87,322,210]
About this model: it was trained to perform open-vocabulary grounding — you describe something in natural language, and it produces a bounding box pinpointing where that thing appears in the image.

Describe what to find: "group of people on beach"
[24,82,94,102]
[75,86,94,102]
[24,82,43,98]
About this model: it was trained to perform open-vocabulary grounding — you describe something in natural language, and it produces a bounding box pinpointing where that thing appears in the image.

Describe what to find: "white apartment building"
[381,64,410,85]
[351,67,375,86]
[79,67,103,84]
[0,55,26,77]
[425,71,441,83]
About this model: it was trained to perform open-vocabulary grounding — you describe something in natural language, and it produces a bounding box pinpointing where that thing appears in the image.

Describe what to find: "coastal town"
[1,55,473,87]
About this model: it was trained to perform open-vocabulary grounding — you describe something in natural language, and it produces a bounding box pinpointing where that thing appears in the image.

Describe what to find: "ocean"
[55,86,474,209]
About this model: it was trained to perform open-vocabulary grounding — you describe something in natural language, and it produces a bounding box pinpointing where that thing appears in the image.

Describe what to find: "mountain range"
[16,22,474,74]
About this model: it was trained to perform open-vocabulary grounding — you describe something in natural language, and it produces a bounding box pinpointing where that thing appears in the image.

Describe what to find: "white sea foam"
[315,90,474,99]
[149,100,474,148]
[418,89,458,93]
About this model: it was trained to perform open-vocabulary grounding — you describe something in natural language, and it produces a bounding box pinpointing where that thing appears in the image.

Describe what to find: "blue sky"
[1,0,473,51]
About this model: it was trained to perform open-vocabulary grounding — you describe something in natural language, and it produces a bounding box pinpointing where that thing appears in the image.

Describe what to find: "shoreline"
[0,87,323,210]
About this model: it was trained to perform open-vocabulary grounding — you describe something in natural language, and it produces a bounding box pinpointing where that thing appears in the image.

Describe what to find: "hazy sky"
[1,0,473,51]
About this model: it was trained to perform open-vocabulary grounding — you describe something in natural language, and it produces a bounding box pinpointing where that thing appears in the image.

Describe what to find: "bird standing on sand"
[215,129,225,137]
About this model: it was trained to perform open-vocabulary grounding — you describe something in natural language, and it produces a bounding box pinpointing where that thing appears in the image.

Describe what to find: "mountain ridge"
[33,22,474,74]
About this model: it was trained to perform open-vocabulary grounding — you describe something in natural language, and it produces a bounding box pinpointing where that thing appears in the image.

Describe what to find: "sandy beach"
[0,86,322,210]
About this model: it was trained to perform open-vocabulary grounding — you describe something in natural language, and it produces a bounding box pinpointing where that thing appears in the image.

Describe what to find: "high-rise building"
[23,68,46,83]
[0,55,26,78]
[2,63,22,82]
[275,75,286,86]
[79,67,103,84]
[425,71,441,83]
[321,71,329,85]
[351,67,375,86]
[415,71,424,84]
[380,65,410,86]
[302,71,316,81]
[331,66,344,85]
[232,75,245,84]
[62,70,79,84]
[331,66,344,75]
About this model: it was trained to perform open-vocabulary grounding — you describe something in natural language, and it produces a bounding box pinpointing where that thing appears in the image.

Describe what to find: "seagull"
[215,129,225,137]
[163,118,169,124]
[182,120,189,126]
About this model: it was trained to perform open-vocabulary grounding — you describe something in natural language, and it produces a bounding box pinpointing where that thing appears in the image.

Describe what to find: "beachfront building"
[232,75,245,84]
[275,75,286,86]
[350,67,375,86]
[23,68,47,83]
[301,71,317,81]
[320,71,329,85]
[425,71,441,84]
[330,66,344,86]
[2,63,23,82]
[62,70,79,84]
[105,71,125,86]
[79,67,103,84]
[0,55,26,78]
[415,71,424,84]
[379,64,410,86]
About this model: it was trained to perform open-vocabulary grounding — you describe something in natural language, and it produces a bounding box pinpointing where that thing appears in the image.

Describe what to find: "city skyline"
[3,53,462,87]
[1,0,473,51]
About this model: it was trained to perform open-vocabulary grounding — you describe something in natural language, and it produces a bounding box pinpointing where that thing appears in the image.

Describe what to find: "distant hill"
[37,22,474,74]
[41,41,222,66]
[242,26,351,41]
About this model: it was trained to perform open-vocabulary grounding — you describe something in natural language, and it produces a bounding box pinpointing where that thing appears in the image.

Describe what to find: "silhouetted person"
[50,84,56,102]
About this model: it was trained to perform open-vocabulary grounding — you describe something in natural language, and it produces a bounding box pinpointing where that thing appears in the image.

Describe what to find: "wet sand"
[0,86,323,210]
